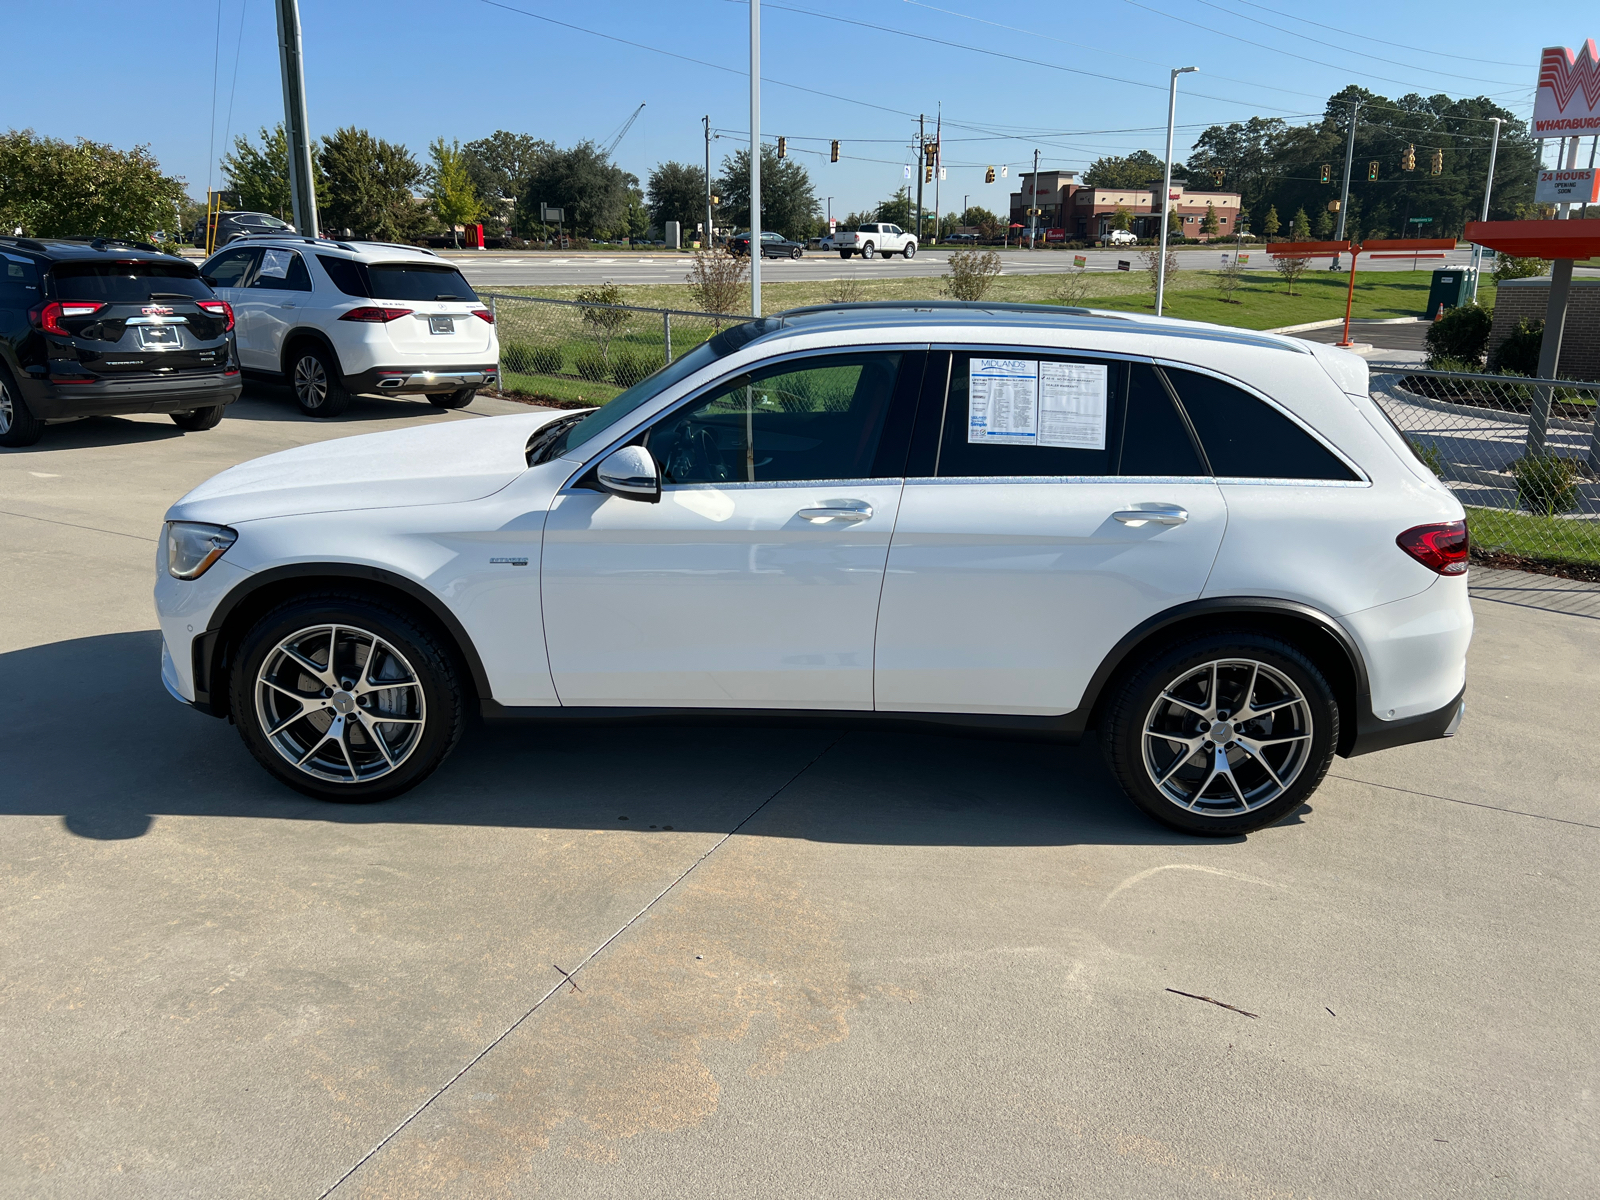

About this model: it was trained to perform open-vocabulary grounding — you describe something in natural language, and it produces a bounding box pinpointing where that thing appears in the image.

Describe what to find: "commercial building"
[1008,172,1242,242]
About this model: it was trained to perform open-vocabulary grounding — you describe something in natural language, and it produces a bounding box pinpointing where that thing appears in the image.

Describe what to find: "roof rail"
[88,237,162,254]
[233,232,357,252]
[0,236,48,253]
[779,298,1121,319]
[347,240,439,257]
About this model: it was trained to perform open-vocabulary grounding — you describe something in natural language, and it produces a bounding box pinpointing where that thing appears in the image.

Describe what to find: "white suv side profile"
[154,303,1471,837]
[198,238,499,417]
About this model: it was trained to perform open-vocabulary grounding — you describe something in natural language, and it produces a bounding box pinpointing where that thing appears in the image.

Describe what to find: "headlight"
[166,522,237,580]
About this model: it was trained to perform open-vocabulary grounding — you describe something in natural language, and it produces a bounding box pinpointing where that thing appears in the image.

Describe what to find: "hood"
[166,410,567,525]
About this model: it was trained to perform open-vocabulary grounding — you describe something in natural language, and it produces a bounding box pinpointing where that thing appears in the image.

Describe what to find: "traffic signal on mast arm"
[925,165,934,184]
[985,165,996,183]
[1320,164,1331,184]
[1402,144,1416,171]
[830,140,839,162]
[1431,148,1443,175]
[777,136,786,159]
[1368,161,1379,181]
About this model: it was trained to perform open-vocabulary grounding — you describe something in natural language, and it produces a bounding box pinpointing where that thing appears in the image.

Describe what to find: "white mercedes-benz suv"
[154,303,1471,836]
[198,237,499,417]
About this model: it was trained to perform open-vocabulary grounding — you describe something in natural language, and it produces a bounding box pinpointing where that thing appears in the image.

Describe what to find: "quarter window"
[204,248,259,289]
[1161,366,1358,480]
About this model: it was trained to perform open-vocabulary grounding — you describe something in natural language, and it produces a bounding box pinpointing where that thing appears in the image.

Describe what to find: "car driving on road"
[199,237,499,417]
[154,302,1471,836]
[0,237,241,446]
[729,231,806,259]
[835,223,917,260]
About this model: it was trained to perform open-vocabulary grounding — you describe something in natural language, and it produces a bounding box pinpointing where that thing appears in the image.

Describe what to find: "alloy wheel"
[254,624,427,784]
[294,356,328,409]
[1141,658,1313,817]
[0,381,12,433]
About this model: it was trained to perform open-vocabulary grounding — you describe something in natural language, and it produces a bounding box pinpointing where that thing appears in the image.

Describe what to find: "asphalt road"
[444,245,1484,290]
[2,384,1597,1198]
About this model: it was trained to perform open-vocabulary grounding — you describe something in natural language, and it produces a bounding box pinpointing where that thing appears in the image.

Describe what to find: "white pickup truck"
[835,222,917,260]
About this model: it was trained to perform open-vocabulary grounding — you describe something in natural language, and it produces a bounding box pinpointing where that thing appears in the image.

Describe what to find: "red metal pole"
[1337,241,1359,347]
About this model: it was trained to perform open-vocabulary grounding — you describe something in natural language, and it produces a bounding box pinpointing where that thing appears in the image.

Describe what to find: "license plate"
[429,316,455,335]
[137,324,181,350]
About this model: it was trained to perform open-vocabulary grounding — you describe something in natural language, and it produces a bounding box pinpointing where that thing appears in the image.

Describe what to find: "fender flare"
[277,328,347,383]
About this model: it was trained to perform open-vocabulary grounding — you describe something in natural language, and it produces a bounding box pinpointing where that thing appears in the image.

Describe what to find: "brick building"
[1008,172,1242,242]
[1487,276,1600,381]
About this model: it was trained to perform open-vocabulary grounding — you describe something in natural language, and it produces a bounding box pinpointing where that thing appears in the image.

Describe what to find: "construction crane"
[603,103,646,158]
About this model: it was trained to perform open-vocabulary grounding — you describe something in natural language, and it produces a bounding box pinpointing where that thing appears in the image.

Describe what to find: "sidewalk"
[1470,567,1600,620]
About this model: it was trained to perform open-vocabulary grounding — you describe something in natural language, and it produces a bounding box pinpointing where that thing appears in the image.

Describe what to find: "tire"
[1100,630,1338,837]
[427,387,476,410]
[791,246,802,259]
[903,242,916,259]
[289,344,350,418]
[0,367,45,447]
[861,242,876,260]
[170,404,225,431]
[839,250,853,259]
[229,592,466,803]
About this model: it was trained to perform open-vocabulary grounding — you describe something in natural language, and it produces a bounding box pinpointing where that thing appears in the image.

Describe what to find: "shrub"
[573,349,610,382]
[1510,454,1580,516]
[1488,317,1544,376]
[685,248,749,316]
[1493,254,1549,283]
[501,343,563,377]
[1140,246,1180,296]
[575,281,629,361]
[610,350,655,388]
[1425,300,1492,367]
[942,249,1003,301]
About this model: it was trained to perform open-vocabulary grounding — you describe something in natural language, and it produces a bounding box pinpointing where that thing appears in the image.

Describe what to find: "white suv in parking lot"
[155,302,1471,836]
[199,238,499,416]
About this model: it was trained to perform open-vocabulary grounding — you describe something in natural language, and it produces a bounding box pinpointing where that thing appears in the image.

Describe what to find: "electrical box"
[664,220,680,250]
[1425,267,1476,317]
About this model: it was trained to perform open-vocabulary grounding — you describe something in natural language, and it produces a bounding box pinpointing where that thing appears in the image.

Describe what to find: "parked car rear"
[0,238,241,446]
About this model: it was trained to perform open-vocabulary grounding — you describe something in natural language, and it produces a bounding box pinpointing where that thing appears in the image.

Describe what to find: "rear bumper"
[21,371,242,420]
[1345,684,1465,757]
[343,364,499,395]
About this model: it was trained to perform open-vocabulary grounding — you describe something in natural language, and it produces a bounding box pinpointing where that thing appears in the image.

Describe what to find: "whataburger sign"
[1533,40,1600,136]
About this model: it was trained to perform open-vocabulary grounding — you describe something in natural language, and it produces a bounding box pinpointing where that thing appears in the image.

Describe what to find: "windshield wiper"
[525,412,588,466]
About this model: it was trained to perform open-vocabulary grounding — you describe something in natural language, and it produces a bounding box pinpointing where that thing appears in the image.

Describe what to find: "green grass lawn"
[1467,506,1600,568]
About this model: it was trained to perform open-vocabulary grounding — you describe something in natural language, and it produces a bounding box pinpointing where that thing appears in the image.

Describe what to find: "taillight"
[1397,521,1468,575]
[29,301,106,335]
[471,308,494,324]
[196,299,234,331]
[339,306,413,323]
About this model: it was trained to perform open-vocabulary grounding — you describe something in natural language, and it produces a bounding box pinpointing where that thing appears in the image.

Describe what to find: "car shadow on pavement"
[2,631,1220,848]
[222,384,465,424]
[1,415,188,452]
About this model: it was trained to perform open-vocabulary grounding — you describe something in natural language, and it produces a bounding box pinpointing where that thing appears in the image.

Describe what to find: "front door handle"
[1113,506,1189,527]
[798,501,873,523]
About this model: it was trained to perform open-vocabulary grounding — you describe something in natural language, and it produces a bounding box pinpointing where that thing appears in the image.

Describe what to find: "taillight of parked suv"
[196,299,234,331]
[1397,521,1468,575]
[339,306,413,323]
[29,301,106,334]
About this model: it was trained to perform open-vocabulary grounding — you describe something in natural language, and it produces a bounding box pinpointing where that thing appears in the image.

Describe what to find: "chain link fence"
[1369,365,1600,568]
[487,293,740,408]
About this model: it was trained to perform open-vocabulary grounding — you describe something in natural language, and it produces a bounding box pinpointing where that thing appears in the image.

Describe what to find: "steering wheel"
[663,423,731,483]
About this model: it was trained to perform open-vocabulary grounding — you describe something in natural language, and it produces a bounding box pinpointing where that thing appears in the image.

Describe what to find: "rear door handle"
[1113,506,1189,526]
[799,501,873,523]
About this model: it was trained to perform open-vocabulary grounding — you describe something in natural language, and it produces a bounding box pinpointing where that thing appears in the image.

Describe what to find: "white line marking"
[1099,863,1286,911]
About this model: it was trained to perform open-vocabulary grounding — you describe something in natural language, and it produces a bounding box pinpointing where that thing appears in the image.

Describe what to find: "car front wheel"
[290,345,350,418]
[790,246,802,259]
[1101,631,1338,836]
[903,242,916,259]
[0,368,45,447]
[230,594,466,803]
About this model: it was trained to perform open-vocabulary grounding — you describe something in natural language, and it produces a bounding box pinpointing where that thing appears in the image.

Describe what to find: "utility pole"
[274,0,318,237]
[1468,117,1501,301]
[1330,97,1360,270]
[703,115,714,250]
[932,108,942,244]
[1029,149,1040,250]
[1157,66,1198,317]
[749,0,761,315]
[915,114,925,242]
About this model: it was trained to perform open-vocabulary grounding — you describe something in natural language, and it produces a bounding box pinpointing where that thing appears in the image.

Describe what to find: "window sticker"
[1038,362,1108,449]
[968,358,1039,444]
[258,249,293,279]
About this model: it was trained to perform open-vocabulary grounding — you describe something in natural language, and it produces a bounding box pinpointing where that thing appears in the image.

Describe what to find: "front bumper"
[343,364,499,396]
[22,370,243,420]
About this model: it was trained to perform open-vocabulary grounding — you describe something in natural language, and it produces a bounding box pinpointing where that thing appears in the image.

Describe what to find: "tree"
[428,139,478,247]
[1083,150,1170,188]
[0,129,185,241]
[520,141,631,238]
[1141,246,1180,300]
[684,248,748,318]
[1215,252,1245,303]
[1111,205,1133,232]
[1200,202,1219,238]
[220,124,315,220]
[943,250,1003,301]
[1291,206,1312,241]
[646,161,707,234]
[462,131,551,226]
[1276,251,1312,295]
[1168,207,1183,237]
[875,187,914,229]
[319,127,425,240]
[716,146,819,239]
[1263,205,1281,237]
[1314,206,1333,238]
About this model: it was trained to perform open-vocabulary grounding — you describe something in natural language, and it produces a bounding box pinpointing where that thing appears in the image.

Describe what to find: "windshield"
[531,318,783,463]
[53,261,210,302]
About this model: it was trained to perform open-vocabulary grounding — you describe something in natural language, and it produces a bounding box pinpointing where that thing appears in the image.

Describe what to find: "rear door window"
[1161,366,1358,480]
[365,263,476,302]
[1119,363,1205,476]
[935,352,1120,477]
[249,248,312,292]
[52,261,212,302]
[203,248,259,289]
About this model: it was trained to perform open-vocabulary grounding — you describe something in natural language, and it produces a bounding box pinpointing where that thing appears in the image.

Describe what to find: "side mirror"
[596,444,661,503]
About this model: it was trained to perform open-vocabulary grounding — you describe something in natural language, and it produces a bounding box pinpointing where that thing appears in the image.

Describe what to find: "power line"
[1222,0,1525,68]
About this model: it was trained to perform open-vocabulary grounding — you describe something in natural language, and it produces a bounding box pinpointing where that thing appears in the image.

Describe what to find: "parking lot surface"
[2,385,1597,1198]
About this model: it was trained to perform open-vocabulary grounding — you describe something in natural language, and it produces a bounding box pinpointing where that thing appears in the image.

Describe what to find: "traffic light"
[1431,148,1443,175]
[830,140,839,163]
[1213,169,1225,185]
[1402,144,1415,171]
[925,165,934,184]
[985,165,995,183]
[1320,164,1331,184]
[924,141,938,167]
[1368,161,1379,181]
[777,136,786,159]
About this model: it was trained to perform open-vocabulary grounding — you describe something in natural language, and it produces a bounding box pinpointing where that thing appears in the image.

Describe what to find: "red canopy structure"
[1262,239,1459,346]
[1464,220,1600,261]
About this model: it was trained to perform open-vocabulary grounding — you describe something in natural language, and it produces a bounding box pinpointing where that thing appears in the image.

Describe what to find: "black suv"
[190,211,296,248]
[0,238,242,447]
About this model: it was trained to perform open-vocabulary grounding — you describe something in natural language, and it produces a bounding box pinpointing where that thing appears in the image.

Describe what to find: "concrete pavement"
[2,384,1596,1198]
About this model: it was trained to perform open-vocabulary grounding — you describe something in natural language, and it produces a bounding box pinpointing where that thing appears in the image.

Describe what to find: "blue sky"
[0,0,1584,216]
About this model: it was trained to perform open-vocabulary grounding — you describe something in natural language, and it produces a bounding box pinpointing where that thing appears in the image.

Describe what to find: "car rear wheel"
[291,345,350,418]
[427,387,476,409]
[839,250,853,259]
[1101,631,1338,836]
[0,369,45,447]
[230,594,465,803]
[861,242,876,260]
[170,405,225,431]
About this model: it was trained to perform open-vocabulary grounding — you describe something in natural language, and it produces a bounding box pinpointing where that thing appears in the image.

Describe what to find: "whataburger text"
[968,358,1109,449]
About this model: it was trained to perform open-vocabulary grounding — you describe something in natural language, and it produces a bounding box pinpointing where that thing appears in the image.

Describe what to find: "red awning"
[1465,220,1600,260]
[1265,238,1455,256]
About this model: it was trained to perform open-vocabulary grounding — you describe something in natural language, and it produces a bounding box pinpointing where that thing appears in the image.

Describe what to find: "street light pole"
[1156,66,1197,317]
[1029,148,1039,250]
[1331,97,1360,270]
[1468,116,1501,301]
[749,0,761,316]
[703,115,713,251]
